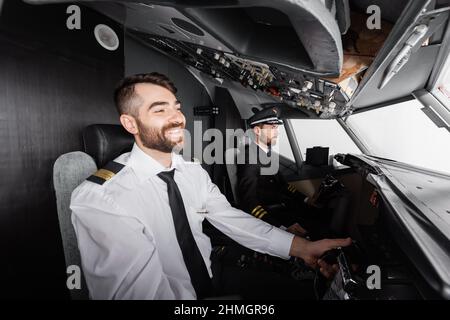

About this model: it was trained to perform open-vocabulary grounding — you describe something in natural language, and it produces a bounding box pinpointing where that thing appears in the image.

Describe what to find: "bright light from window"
[290,119,362,162]
[276,124,295,162]
[347,99,450,174]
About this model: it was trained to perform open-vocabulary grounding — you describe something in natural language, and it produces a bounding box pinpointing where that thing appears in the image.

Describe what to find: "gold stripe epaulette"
[87,161,125,185]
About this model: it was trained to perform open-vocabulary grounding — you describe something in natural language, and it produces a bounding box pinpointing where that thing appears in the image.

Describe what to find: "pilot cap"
[248,107,284,127]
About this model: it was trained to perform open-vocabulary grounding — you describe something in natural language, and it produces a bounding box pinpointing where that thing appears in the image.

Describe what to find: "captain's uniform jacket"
[237,142,309,229]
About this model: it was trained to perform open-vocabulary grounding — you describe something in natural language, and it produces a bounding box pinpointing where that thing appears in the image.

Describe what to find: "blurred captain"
[237,107,327,238]
[70,72,351,300]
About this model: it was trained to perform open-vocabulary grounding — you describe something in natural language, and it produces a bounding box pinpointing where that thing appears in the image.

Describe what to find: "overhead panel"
[24,0,352,119]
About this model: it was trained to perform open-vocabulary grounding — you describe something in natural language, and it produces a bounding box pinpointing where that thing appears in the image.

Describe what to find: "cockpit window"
[276,124,296,162]
[289,119,362,165]
[346,99,450,174]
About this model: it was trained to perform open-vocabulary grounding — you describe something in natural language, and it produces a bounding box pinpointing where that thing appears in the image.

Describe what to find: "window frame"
[284,118,365,168]
[427,11,450,109]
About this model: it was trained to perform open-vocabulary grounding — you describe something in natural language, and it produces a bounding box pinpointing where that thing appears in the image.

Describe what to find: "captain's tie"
[157,169,213,299]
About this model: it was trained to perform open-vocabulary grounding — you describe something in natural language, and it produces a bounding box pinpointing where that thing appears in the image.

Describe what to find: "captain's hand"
[317,259,339,279]
[289,236,352,270]
[306,193,322,208]
[286,223,308,237]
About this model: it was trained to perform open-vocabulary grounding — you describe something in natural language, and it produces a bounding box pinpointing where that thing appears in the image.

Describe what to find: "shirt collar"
[128,143,185,182]
[254,141,269,154]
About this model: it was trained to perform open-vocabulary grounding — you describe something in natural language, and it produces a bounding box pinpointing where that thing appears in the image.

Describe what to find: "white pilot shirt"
[70,143,295,300]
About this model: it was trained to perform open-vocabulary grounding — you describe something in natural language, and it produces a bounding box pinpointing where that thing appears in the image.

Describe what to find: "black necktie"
[157,169,212,299]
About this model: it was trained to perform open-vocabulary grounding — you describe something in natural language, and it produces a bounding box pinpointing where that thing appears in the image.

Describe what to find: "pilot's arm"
[70,186,176,300]
[278,171,308,204]
[203,169,351,266]
[203,169,294,259]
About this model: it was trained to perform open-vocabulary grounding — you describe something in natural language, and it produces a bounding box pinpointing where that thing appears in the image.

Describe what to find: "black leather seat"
[53,124,133,300]
[82,124,134,167]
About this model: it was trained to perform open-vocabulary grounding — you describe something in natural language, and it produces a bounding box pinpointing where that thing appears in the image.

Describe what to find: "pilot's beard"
[136,119,184,153]
[265,138,277,149]
[269,136,277,146]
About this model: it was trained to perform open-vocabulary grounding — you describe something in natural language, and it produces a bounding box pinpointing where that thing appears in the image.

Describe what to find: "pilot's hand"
[286,223,308,237]
[306,192,322,208]
[289,236,352,275]
[317,259,339,279]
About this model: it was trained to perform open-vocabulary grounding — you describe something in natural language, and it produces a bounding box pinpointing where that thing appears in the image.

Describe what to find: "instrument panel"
[133,32,352,119]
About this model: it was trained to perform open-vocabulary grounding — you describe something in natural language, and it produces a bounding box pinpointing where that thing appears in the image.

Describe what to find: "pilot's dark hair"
[114,72,177,116]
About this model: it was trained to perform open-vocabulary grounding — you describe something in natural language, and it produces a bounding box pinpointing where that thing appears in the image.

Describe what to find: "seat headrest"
[83,124,134,168]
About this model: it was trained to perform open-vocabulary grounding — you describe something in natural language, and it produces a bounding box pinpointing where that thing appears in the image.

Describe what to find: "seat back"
[224,132,251,206]
[54,124,132,299]
[53,151,97,300]
[225,148,240,205]
[83,124,134,168]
